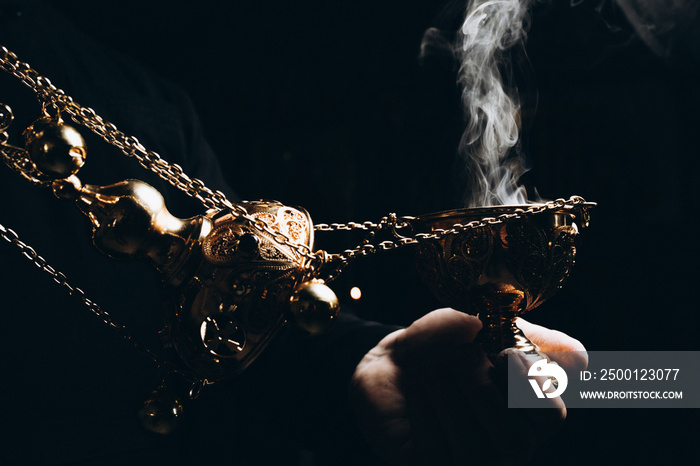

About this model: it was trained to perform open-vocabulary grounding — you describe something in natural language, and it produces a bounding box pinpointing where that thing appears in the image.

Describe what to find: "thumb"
[394,308,483,355]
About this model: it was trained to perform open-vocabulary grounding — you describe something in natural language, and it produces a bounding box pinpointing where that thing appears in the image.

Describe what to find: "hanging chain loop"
[1,44,590,300]
[319,195,587,281]
[0,46,321,267]
[0,45,590,281]
[0,222,192,379]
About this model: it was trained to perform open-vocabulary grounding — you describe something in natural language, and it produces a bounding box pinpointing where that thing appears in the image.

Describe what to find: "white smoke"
[427,0,699,207]
[615,0,700,57]
[456,0,534,207]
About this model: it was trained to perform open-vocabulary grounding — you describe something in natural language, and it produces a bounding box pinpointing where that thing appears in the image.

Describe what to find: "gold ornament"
[0,45,595,429]
[290,279,340,335]
[138,387,184,435]
[23,118,86,178]
[411,202,594,354]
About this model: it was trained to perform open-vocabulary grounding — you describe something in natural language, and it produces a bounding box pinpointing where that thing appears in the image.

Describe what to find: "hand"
[350,308,587,466]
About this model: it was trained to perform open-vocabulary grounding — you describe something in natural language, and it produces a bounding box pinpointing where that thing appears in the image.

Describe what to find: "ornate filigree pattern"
[416,226,494,312]
[164,201,315,380]
[413,204,592,316]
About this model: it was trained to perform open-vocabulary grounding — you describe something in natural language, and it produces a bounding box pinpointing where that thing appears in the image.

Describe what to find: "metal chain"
[0,45,321,267]
[0,45,592,391]
[0,44,588,278]
[320,196,587,281]
[314,217,397,233]
[0,221,192,380]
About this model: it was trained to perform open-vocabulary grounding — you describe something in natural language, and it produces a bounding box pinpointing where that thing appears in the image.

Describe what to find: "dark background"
[19,0,700,463]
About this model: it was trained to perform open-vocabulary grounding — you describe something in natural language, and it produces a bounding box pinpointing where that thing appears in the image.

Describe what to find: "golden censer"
[410,203,594,355]
[0,45,593,432]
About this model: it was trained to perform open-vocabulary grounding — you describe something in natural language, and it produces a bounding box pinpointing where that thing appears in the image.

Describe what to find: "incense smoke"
[424,0,534,207]
[457,0,533,207]
[615,0,700,57]
[425,0,699,207]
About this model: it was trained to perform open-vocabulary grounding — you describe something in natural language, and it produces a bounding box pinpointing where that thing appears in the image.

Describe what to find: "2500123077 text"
[580,369,680,381]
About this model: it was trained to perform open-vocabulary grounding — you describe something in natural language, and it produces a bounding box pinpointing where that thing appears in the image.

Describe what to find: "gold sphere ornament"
[51,175,82,201]
[290,279,340,335]
[23,118,87,179]
[138,387,184,435]
[0,103,13,130]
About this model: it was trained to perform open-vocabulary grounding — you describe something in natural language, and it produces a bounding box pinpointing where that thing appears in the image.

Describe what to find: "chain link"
[0,221,191,378]
[0,43,594,405]
[0,45,321,267]
[1,45,590,305]
[0,45,590,281]
[321,196,587,281]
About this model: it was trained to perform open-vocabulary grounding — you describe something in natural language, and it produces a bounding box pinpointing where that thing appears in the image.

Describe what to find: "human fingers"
[441,346,566,465]
[405,343,563,465]
[516,318,588,372]
[403,343,497,466]
[394,308,482,357]
[350,330,412,463]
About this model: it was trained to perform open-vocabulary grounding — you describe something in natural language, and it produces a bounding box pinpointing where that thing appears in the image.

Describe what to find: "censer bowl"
[410,203,594,354]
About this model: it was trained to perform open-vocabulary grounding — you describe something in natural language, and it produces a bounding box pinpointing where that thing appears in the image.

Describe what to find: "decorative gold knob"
[290,279,339,335]
[138,386,184,435]
[23,118,86,179]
